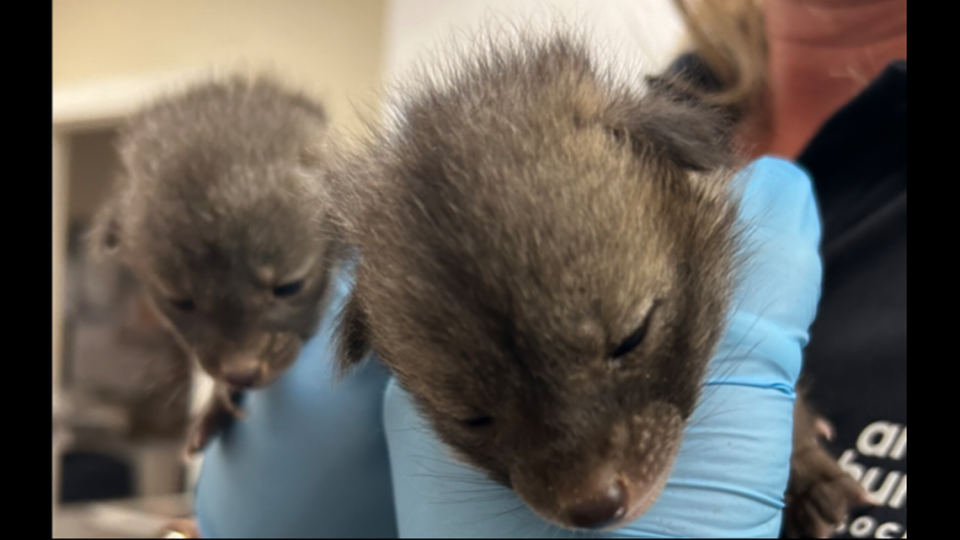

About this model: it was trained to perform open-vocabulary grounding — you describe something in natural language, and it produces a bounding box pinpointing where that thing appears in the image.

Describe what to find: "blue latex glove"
[383,156,823,538]
[193,272,397,538]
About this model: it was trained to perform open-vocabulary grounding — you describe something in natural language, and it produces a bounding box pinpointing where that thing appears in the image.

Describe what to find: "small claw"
[218,388,247,418]
[815,417,835,441]
[184,434,206,459]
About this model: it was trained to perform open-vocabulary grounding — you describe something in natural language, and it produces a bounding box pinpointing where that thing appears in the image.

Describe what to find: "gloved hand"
[193,272,398,538]
[383,156,824,538]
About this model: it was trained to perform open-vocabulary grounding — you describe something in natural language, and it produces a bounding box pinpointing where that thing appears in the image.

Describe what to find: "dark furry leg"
[184,385,245,457]
[784,390,873,538]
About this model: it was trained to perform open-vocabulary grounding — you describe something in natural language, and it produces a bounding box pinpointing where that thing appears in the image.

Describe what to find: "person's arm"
[383,156,823,538]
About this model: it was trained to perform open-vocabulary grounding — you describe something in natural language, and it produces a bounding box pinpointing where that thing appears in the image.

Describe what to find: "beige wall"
[67,130,118,220]
[53,0,387,136]
[384,0,683,83]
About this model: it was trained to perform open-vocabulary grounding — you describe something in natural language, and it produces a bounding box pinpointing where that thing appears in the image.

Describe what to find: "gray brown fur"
[327,33,868,533]
[88,74,342,454]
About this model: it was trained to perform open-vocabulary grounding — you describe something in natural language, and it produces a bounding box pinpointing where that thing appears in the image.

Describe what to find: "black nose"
[566,481,627,529]
[222,367,261,389]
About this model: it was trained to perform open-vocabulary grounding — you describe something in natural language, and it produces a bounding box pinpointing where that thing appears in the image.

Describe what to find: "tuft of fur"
[89,73,344,454]
[328,33,745,529]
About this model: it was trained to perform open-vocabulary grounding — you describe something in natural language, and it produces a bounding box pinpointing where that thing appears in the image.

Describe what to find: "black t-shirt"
[669,57,907,538]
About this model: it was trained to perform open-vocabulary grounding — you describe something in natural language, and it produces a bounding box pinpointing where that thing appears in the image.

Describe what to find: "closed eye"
[611,302,659,359]
[273,279,305,298]
[169,298,195,312]
[460,416,494,428]
[612,324,646,359]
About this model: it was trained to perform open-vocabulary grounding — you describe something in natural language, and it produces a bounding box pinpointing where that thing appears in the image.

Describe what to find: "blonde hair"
[669,0,768,119]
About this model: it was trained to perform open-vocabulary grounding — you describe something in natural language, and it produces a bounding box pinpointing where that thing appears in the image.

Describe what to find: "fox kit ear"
[607,81,736,172]
[333,287,372,378]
